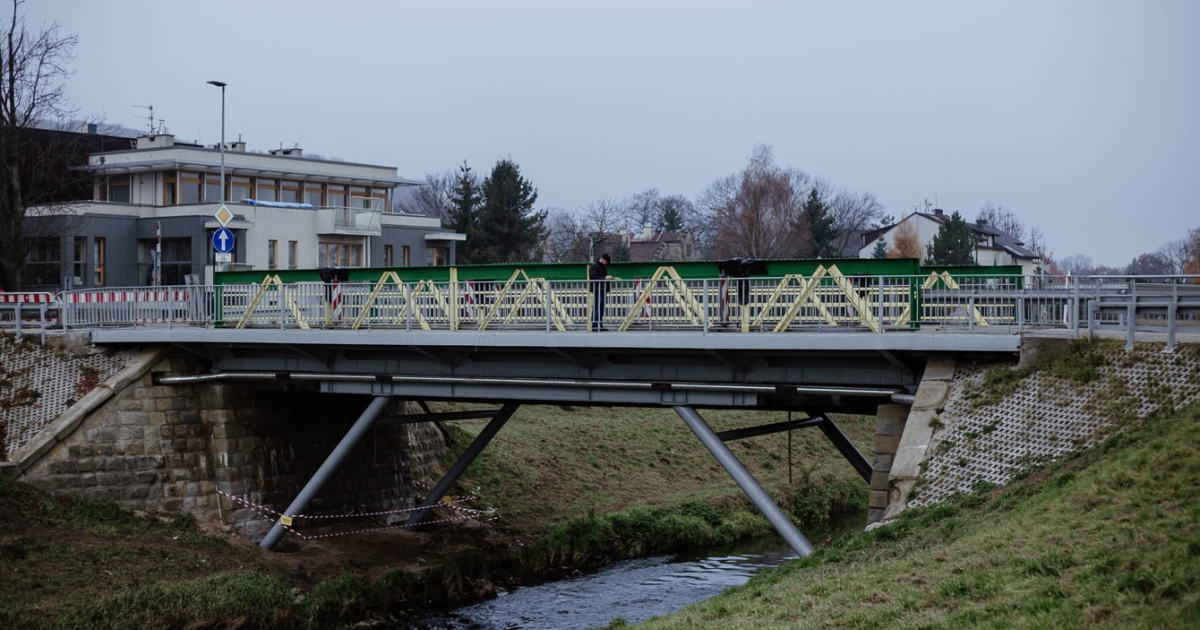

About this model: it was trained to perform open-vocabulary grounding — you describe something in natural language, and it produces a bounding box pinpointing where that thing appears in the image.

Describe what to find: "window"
[256,178,278,202]
[205,174,223,202]
[281,181,302,204]
[162,172,177,205]
[230,176,252,202]
[181,172,203,204]
[93,238,106,287]
[110,178,131,203]
[350,186,369,208]
[427,246,449,266]
[73,237,87,286]
[288,241,297,269]
[384,244,393,266]
[96,179,107,201]
[305,183,324,208]
[268,239,278,269]
[26,238,61,286]
[139,238,192,286]
[327,184,347,208]
[319,242,363,267]
[402,245,410,267]
[370,188,389,212]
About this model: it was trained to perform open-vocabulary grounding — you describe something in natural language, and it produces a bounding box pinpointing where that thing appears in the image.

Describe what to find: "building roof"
[594,230,692,262]
[863,211,1040,260]
[913,212,1040,259]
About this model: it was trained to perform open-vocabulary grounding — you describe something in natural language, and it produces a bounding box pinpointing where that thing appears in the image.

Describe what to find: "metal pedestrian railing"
[49,272,1200,346]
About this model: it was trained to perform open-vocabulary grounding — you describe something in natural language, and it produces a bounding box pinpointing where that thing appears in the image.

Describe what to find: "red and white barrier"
[62,290,189,303]
[62,289,192,325]
[0,292,54,303]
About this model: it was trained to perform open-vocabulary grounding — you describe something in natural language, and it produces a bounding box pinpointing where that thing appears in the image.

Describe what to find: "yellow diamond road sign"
[214,204,234,227]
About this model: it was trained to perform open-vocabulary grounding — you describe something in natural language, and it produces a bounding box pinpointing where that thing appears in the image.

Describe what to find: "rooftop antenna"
[132,104,154,134]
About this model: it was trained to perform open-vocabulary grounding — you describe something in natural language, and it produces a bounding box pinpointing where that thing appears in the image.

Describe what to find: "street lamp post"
[206,81,227,202]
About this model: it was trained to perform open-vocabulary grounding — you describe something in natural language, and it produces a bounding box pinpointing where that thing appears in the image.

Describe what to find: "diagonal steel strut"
[674,405,814,557]
[260,395,391,550]
[815,414,873,484]
[405,403,520,526]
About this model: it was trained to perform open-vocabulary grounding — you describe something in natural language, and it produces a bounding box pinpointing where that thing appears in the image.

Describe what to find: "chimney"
[229,140,247,152]
[933,208,944,216]
[643,224,653,240]
[135,132,175,150]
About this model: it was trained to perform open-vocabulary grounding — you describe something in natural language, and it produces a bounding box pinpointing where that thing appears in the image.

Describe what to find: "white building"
[859,209,1041,274]
[25,129,464,289]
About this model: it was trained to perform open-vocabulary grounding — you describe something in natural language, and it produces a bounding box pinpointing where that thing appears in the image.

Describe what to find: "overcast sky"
[29,0,1199,266]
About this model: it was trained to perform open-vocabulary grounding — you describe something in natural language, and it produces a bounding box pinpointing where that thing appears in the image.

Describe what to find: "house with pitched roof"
[595,225,696,262]
[858,209,1041,274]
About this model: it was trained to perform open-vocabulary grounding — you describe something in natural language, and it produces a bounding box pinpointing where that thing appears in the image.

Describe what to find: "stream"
[399,511,865,630]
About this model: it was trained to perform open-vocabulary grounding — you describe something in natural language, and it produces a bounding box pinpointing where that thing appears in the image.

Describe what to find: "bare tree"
[706,145,810,259]
[1056,254,1094,275]
[1159,238,1194,275]
[543,208,590,263]
[1125,252,1173,276]
[1026,226,1050,263]
[621,188,659,233]
[694,173,737,259]
[0,0,79,290]
[393,170,454,223]
[828,189,884,256]
[581,197,621,236]
[976,202,1026,241]
[1185,228,1200,278]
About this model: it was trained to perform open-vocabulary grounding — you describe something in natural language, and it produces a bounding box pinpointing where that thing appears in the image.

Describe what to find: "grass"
[621,400,1200,630]
[964,337,1115,408]
[435,404,874,535]
[0,404,873,629]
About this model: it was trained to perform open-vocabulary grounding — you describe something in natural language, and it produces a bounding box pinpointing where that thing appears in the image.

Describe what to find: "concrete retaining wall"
[10,347,449,541]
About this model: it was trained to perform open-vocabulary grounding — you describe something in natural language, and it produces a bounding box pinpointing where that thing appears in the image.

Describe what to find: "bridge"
[4,271,1198,555]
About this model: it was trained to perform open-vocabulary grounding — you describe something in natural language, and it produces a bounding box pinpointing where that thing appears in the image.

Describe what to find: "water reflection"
[401,512,865,630]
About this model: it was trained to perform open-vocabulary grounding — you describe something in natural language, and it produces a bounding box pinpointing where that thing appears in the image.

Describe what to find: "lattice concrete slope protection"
[0,335,134,459]
[910,343,1200,508]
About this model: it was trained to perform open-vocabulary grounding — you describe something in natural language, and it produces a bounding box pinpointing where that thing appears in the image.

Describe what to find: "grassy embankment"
[610,360,1200,629]
[0,404,872,629]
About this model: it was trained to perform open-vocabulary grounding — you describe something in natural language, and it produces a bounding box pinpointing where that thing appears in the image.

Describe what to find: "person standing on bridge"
[590,253,614,331]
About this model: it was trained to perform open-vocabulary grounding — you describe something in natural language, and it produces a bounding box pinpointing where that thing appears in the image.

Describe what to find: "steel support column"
[674,405,813,557]
[405,403,520,526]
[816,415,873,483]
[260,395,391,550]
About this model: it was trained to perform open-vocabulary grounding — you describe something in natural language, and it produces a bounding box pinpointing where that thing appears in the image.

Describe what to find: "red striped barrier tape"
[215,490,497,541]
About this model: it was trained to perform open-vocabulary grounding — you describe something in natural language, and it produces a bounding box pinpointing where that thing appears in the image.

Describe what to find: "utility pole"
[206,81,227,202]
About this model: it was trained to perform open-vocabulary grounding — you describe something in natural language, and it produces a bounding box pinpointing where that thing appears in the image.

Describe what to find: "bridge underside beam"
[715,416,825,441]
[675,405,814,558]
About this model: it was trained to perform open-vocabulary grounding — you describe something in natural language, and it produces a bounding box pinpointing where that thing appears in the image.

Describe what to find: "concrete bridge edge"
[8,346,170,479]
[868,355,957,525]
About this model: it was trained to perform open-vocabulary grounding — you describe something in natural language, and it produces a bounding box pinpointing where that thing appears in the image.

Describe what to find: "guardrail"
[51,273,1200,346]
[0,292,57,343]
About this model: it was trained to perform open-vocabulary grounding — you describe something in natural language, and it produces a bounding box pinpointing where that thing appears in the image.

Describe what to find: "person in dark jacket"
[589,253,613,331]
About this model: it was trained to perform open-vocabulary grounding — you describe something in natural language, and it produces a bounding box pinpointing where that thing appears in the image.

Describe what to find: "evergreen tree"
[659,198,687,232]
[925,211,977,265]
[474,159,546,263]
[612,243,631,263]
[802,188,837,258]
[447,161,482,263]
[871,238,888,259]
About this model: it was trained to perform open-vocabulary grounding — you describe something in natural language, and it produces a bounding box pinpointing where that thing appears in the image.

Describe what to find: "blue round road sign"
[212,227,235,253]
